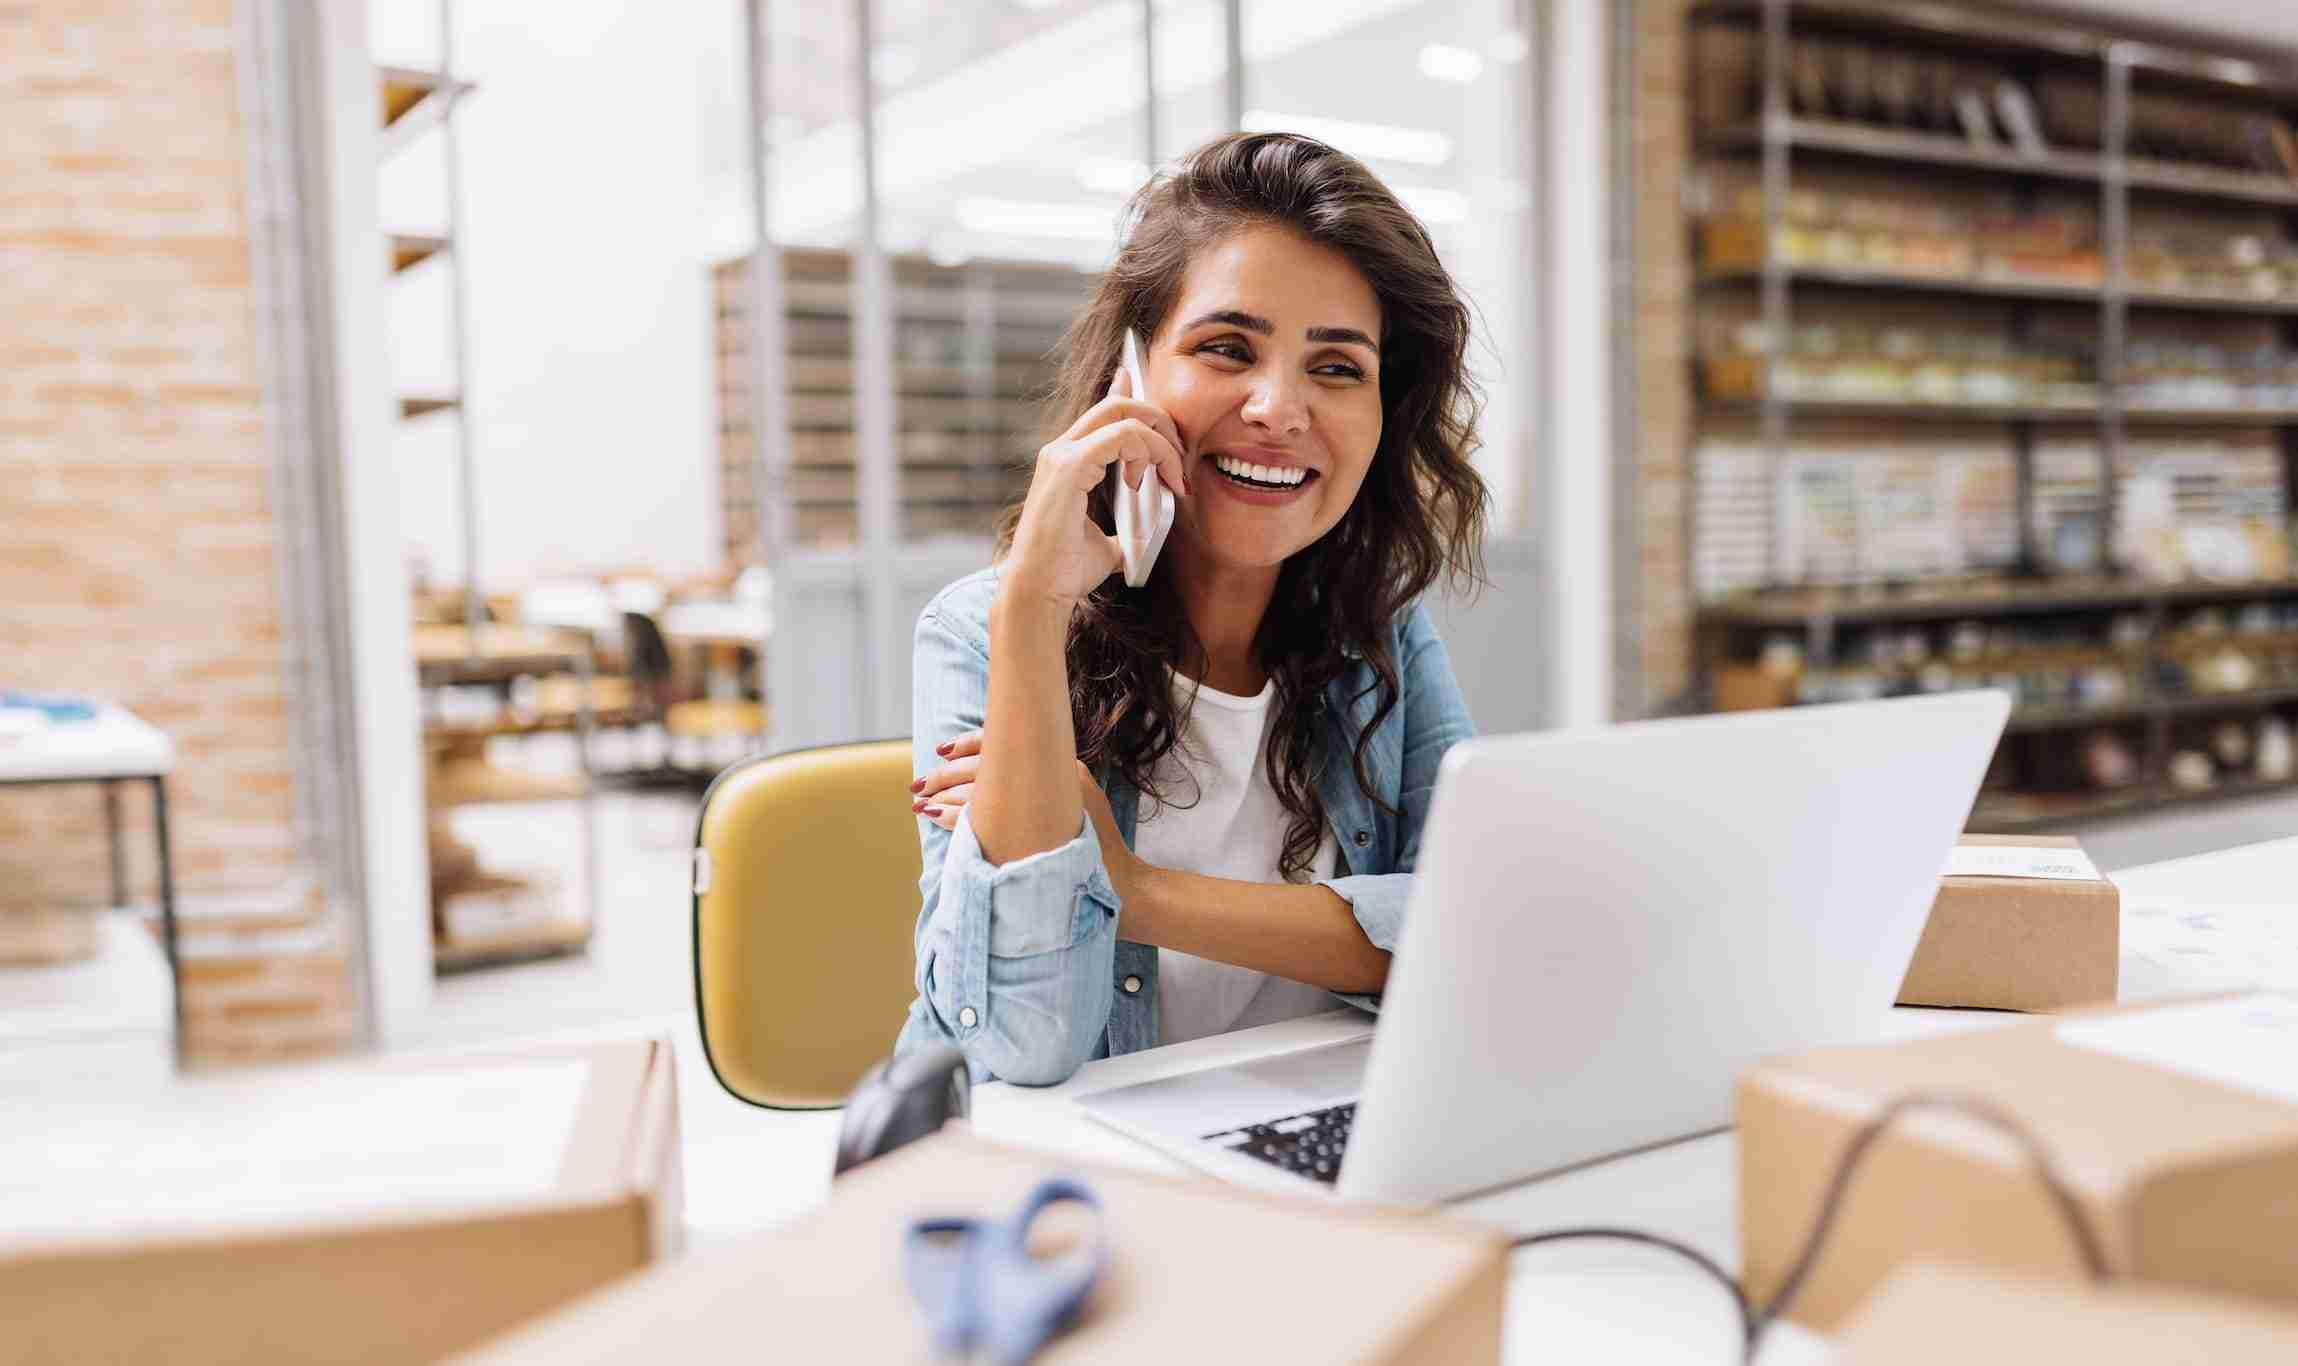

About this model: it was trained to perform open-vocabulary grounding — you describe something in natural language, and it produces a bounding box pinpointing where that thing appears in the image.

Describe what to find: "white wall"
[376,3,719,590]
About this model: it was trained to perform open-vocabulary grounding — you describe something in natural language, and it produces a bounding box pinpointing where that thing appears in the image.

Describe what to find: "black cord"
[1507,1090,2110,1364]
[1510,1226,1757,1344]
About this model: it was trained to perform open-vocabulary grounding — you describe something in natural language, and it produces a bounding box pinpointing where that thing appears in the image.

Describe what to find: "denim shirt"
[892,566,1475,1087]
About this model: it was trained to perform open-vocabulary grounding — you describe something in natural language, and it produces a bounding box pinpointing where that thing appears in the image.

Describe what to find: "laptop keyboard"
[1202,1101,1356,1185]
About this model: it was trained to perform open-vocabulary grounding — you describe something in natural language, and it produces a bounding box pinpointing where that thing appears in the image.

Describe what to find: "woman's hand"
[913,730,1144,899]
[999,363,1189,610]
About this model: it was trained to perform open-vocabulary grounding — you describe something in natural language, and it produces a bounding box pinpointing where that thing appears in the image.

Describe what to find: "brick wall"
[2,0,357,1064]
[1629,0,1697,715]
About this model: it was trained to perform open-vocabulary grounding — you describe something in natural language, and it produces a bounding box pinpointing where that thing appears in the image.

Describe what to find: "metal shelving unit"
[379,3,599,969]
[1690,0,2298,827]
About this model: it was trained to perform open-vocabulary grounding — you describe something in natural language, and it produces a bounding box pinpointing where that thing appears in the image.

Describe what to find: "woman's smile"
[1203,447,1322,505]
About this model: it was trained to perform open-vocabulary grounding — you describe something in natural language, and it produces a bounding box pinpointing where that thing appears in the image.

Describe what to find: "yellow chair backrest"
[692,738,922,1109]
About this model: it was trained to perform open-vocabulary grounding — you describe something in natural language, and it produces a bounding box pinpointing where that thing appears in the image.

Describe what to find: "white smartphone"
[1113,330,1173,587]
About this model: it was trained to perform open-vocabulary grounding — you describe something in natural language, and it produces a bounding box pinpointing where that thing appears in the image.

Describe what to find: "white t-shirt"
[1132,673,1340,1046]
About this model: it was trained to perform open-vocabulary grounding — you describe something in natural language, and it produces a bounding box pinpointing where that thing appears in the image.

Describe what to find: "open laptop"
[1076,690,2010,1205]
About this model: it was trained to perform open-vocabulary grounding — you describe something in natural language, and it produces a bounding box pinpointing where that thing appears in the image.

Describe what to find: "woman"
[893,131,1489,1086]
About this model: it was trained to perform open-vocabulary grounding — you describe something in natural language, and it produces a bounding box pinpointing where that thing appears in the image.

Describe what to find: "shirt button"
[1352,830,1371,848]
[957,1006,978,1029]
[1121,976,1142,995]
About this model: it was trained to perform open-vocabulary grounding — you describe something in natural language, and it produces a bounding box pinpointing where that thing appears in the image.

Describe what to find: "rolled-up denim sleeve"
[1316,601,1475,956]
[903,601,1121,1087]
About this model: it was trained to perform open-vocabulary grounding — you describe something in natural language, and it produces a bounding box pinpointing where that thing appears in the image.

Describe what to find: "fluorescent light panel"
[1417,43,1483,83]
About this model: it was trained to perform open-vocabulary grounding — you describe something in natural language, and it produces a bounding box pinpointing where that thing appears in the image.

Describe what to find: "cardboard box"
[457,1130,1507,1365]
[0,1036,681,1365]
[1897,834,2120,1012]
[1835,1263,2298,1362]
[1739,995,2298,1331]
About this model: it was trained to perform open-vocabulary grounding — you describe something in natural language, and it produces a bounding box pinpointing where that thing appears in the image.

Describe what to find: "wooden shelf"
[1702,578,2298,627]
[1703,118,2298,208]
[433,916,591,972]
[1701,265,2298,315]
[1973,775,2298,831]
[390,233,449,274]
[378,66,470,157]
[399,394,458,420]
[1691,0,2298,104]
[1701,396,2298,425]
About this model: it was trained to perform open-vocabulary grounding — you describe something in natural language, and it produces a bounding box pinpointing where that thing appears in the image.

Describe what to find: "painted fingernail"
[935,741,953,756]
[923,805,944,818]
[909,777,925,793]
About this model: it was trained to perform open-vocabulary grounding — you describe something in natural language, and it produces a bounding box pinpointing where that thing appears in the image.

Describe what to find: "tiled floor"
[398,764,2298,1243]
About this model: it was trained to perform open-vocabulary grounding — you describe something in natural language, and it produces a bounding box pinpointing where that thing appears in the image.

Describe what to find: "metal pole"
[1222,0,1243,132]
[851,0,902,733]
[1142,0,1159,167]
[438,0,481,649]
[742,0,793,750]
[1759,0,1791,598]
[742,0,792,571]
[2102,44,2131,580]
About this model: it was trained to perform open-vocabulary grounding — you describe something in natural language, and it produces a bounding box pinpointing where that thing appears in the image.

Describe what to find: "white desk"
[962,836,2298,1365]
[0,913,173,1086]
[0,706,179,1065]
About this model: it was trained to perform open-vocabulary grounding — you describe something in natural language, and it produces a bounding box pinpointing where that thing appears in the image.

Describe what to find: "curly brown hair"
[997,131,1490,880]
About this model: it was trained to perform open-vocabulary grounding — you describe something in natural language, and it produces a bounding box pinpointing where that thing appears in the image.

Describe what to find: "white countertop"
[955,836,2298,1364]
[0,706,173,783]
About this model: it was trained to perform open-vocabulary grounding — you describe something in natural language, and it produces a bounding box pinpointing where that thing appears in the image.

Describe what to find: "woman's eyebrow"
[1180,309,1379,351]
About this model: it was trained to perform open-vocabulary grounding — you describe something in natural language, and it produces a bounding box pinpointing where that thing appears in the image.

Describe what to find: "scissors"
[903,1177,1108,1365]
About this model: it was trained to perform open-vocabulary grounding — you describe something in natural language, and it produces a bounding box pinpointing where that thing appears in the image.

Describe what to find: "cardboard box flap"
[1836,1264,2298,1362]
[456,1130,1508,1365]
[1740,996,2298,1330]
[0,1036,681,1366]
[1751,999,2298,1184]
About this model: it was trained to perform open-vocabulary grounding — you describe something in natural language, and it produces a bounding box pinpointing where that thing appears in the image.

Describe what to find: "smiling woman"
[894,132,1491,1085]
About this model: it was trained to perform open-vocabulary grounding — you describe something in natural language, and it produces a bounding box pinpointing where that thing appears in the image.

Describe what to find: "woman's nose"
[1241,374,1310,436]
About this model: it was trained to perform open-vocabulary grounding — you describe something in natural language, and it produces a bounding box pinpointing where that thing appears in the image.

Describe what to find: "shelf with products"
[712,248,1097,563]
[1690,0,2298,106]
[1696,265,2298,315]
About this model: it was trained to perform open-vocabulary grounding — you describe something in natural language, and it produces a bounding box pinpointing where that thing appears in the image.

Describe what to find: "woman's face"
[1143,223,1385,575]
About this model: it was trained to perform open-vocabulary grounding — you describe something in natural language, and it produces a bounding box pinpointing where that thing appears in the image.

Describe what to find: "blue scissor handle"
[904,1178,1107,1366]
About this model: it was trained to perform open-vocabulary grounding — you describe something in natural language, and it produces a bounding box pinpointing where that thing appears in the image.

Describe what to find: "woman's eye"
[1199,340,1251,362]
[1316,363,1367,381]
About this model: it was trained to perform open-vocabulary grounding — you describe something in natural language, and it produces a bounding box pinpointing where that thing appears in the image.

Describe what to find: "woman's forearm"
[1123,865,1391,995]
[968,586,1084,865]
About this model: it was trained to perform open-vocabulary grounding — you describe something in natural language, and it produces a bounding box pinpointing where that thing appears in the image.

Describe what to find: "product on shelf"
[1702,319,2097,408]
[2259,717,2296,780]
[1695,434,2019,599]
[2079,729,2140,789]
[2209,718,2254,769]
[2167,748,2218,791]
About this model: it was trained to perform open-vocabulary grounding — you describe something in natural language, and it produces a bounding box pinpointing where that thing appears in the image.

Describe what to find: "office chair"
[692,738,922,1109]
[620,610,766,781]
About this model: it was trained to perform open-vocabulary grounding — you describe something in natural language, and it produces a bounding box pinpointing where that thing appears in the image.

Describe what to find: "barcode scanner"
[835,1043,972,1177]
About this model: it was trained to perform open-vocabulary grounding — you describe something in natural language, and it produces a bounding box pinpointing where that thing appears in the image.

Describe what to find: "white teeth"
[1214,454,1307,487]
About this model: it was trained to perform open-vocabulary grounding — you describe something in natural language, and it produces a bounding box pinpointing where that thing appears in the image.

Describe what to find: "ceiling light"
[1489,30,1529,64]
[1078,157,1151,195]
[954,196,1119,240]
[1242,109,1452,166]
[1417,43,1483,83]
